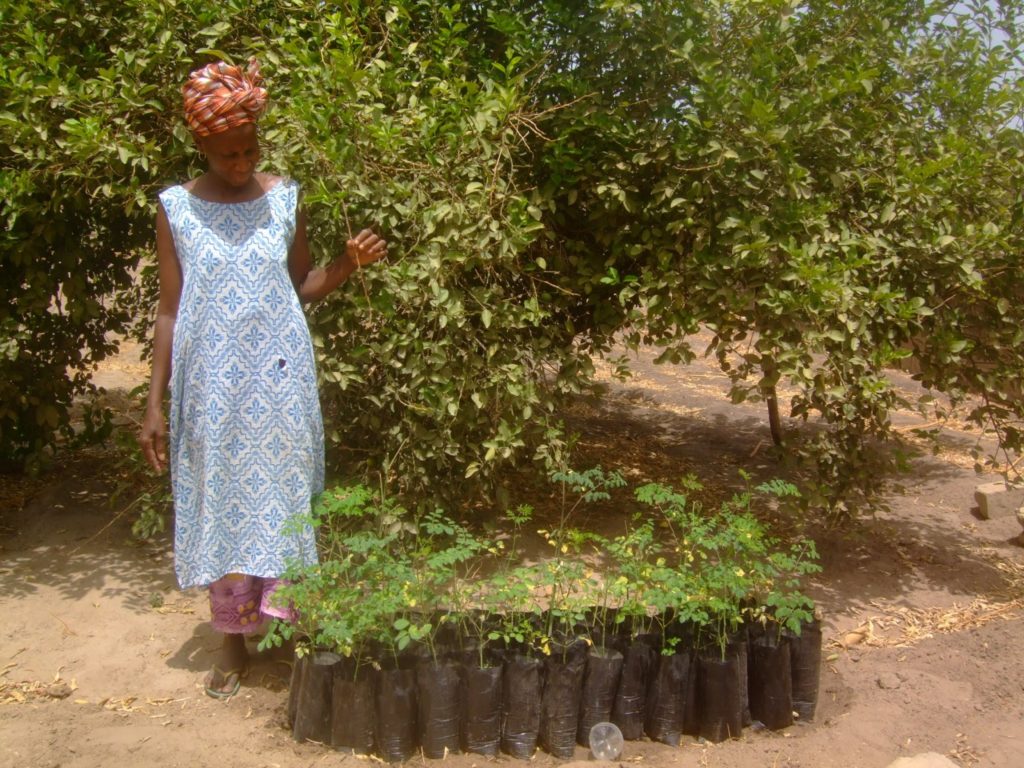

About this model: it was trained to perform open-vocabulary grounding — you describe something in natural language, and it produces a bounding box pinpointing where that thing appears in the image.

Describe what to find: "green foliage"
[110,426,172,540]
[265,7,585,501]
[0,0,306,465]
[634,475,820,656]
[1,1,155,465]
[268,468,820,665]
[264,484,483,663]
[516,0,1024,515]
[531,466,627,649]
[2,0,594,497]
[4,0,1023,522]
[105,386,172,539]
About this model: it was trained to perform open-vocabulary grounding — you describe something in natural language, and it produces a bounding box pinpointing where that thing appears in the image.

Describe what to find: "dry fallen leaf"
[155,600,195,616]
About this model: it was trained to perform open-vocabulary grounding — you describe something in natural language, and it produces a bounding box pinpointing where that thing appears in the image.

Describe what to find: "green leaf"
[195,47,233,62]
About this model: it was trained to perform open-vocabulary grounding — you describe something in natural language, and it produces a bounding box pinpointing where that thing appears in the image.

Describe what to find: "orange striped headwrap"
[182,58,268,137]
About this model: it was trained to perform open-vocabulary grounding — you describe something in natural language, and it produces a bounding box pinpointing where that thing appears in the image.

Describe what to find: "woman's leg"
[206,574,262,696]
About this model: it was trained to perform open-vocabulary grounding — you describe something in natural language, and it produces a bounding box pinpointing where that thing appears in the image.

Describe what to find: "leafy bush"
[0,1,169,466]
[516,0,1024,515]
[3,0,1022,522]
[258,6,584,500]
[2,0,587,498]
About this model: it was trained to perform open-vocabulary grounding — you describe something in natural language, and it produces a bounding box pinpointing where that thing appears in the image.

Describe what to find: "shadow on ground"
[0,446,175,611]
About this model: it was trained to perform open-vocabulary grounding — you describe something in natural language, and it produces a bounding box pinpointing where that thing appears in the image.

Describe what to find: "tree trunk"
[767,389,784,447]
[762,359,784,447]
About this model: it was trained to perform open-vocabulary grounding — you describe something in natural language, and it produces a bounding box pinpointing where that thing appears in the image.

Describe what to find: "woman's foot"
[204,632,250,698]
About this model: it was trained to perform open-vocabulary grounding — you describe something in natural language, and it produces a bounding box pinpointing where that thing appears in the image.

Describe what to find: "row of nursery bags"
[288,619,822,762]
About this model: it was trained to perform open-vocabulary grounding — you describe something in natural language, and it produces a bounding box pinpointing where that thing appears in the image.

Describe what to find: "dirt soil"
[2,338,1023,768]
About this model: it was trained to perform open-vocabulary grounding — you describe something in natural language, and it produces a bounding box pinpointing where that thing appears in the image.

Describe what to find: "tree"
[1,0,177,467]
[3,0,1021,518]
[517,0,1024,514]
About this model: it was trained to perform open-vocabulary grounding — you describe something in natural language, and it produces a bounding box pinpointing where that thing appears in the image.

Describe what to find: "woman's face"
[196,123,260,188]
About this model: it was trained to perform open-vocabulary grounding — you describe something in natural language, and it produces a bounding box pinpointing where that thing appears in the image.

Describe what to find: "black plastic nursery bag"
[500,654,543,759]
[539,646,587,759]
[287,653,307,728]
[749,633,793,730]
[293,651,340,744]
[611,634,658,740]
[416,659,463,758]
[787,617,822,721]
[330,663,376,754]
[376,666,418,763]
[697,648,743,743]
[644,649,692,746]
[462,663,503,756]
[577,646,625,746]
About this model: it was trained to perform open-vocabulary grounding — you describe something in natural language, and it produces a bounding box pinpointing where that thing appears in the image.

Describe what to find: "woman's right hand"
[139,406,168,473]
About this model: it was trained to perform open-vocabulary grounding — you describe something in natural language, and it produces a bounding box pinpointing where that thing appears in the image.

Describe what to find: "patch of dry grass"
[834,550,1024,650]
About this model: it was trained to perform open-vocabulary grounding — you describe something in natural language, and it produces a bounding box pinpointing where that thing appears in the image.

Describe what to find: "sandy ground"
[1,340,1023,768]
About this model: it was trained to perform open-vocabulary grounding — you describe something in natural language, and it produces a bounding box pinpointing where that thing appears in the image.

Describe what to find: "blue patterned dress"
[159,180,323,589]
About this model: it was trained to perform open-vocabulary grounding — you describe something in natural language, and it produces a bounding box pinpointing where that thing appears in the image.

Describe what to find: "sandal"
[204,664,248,699]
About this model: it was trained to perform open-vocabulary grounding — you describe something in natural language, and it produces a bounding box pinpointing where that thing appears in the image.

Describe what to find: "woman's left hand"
[346,228,388,268]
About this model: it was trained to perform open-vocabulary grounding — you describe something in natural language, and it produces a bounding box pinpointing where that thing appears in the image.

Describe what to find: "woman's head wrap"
[182,58,268,137]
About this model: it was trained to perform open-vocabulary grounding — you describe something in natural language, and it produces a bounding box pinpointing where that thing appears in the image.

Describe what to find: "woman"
[139,58,386,698]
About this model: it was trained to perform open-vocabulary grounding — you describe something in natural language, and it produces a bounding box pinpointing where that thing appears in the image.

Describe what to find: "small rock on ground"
[876,672,903,690]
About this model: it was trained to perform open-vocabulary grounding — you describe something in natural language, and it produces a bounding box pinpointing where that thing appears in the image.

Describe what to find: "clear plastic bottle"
[589,721,624,761]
